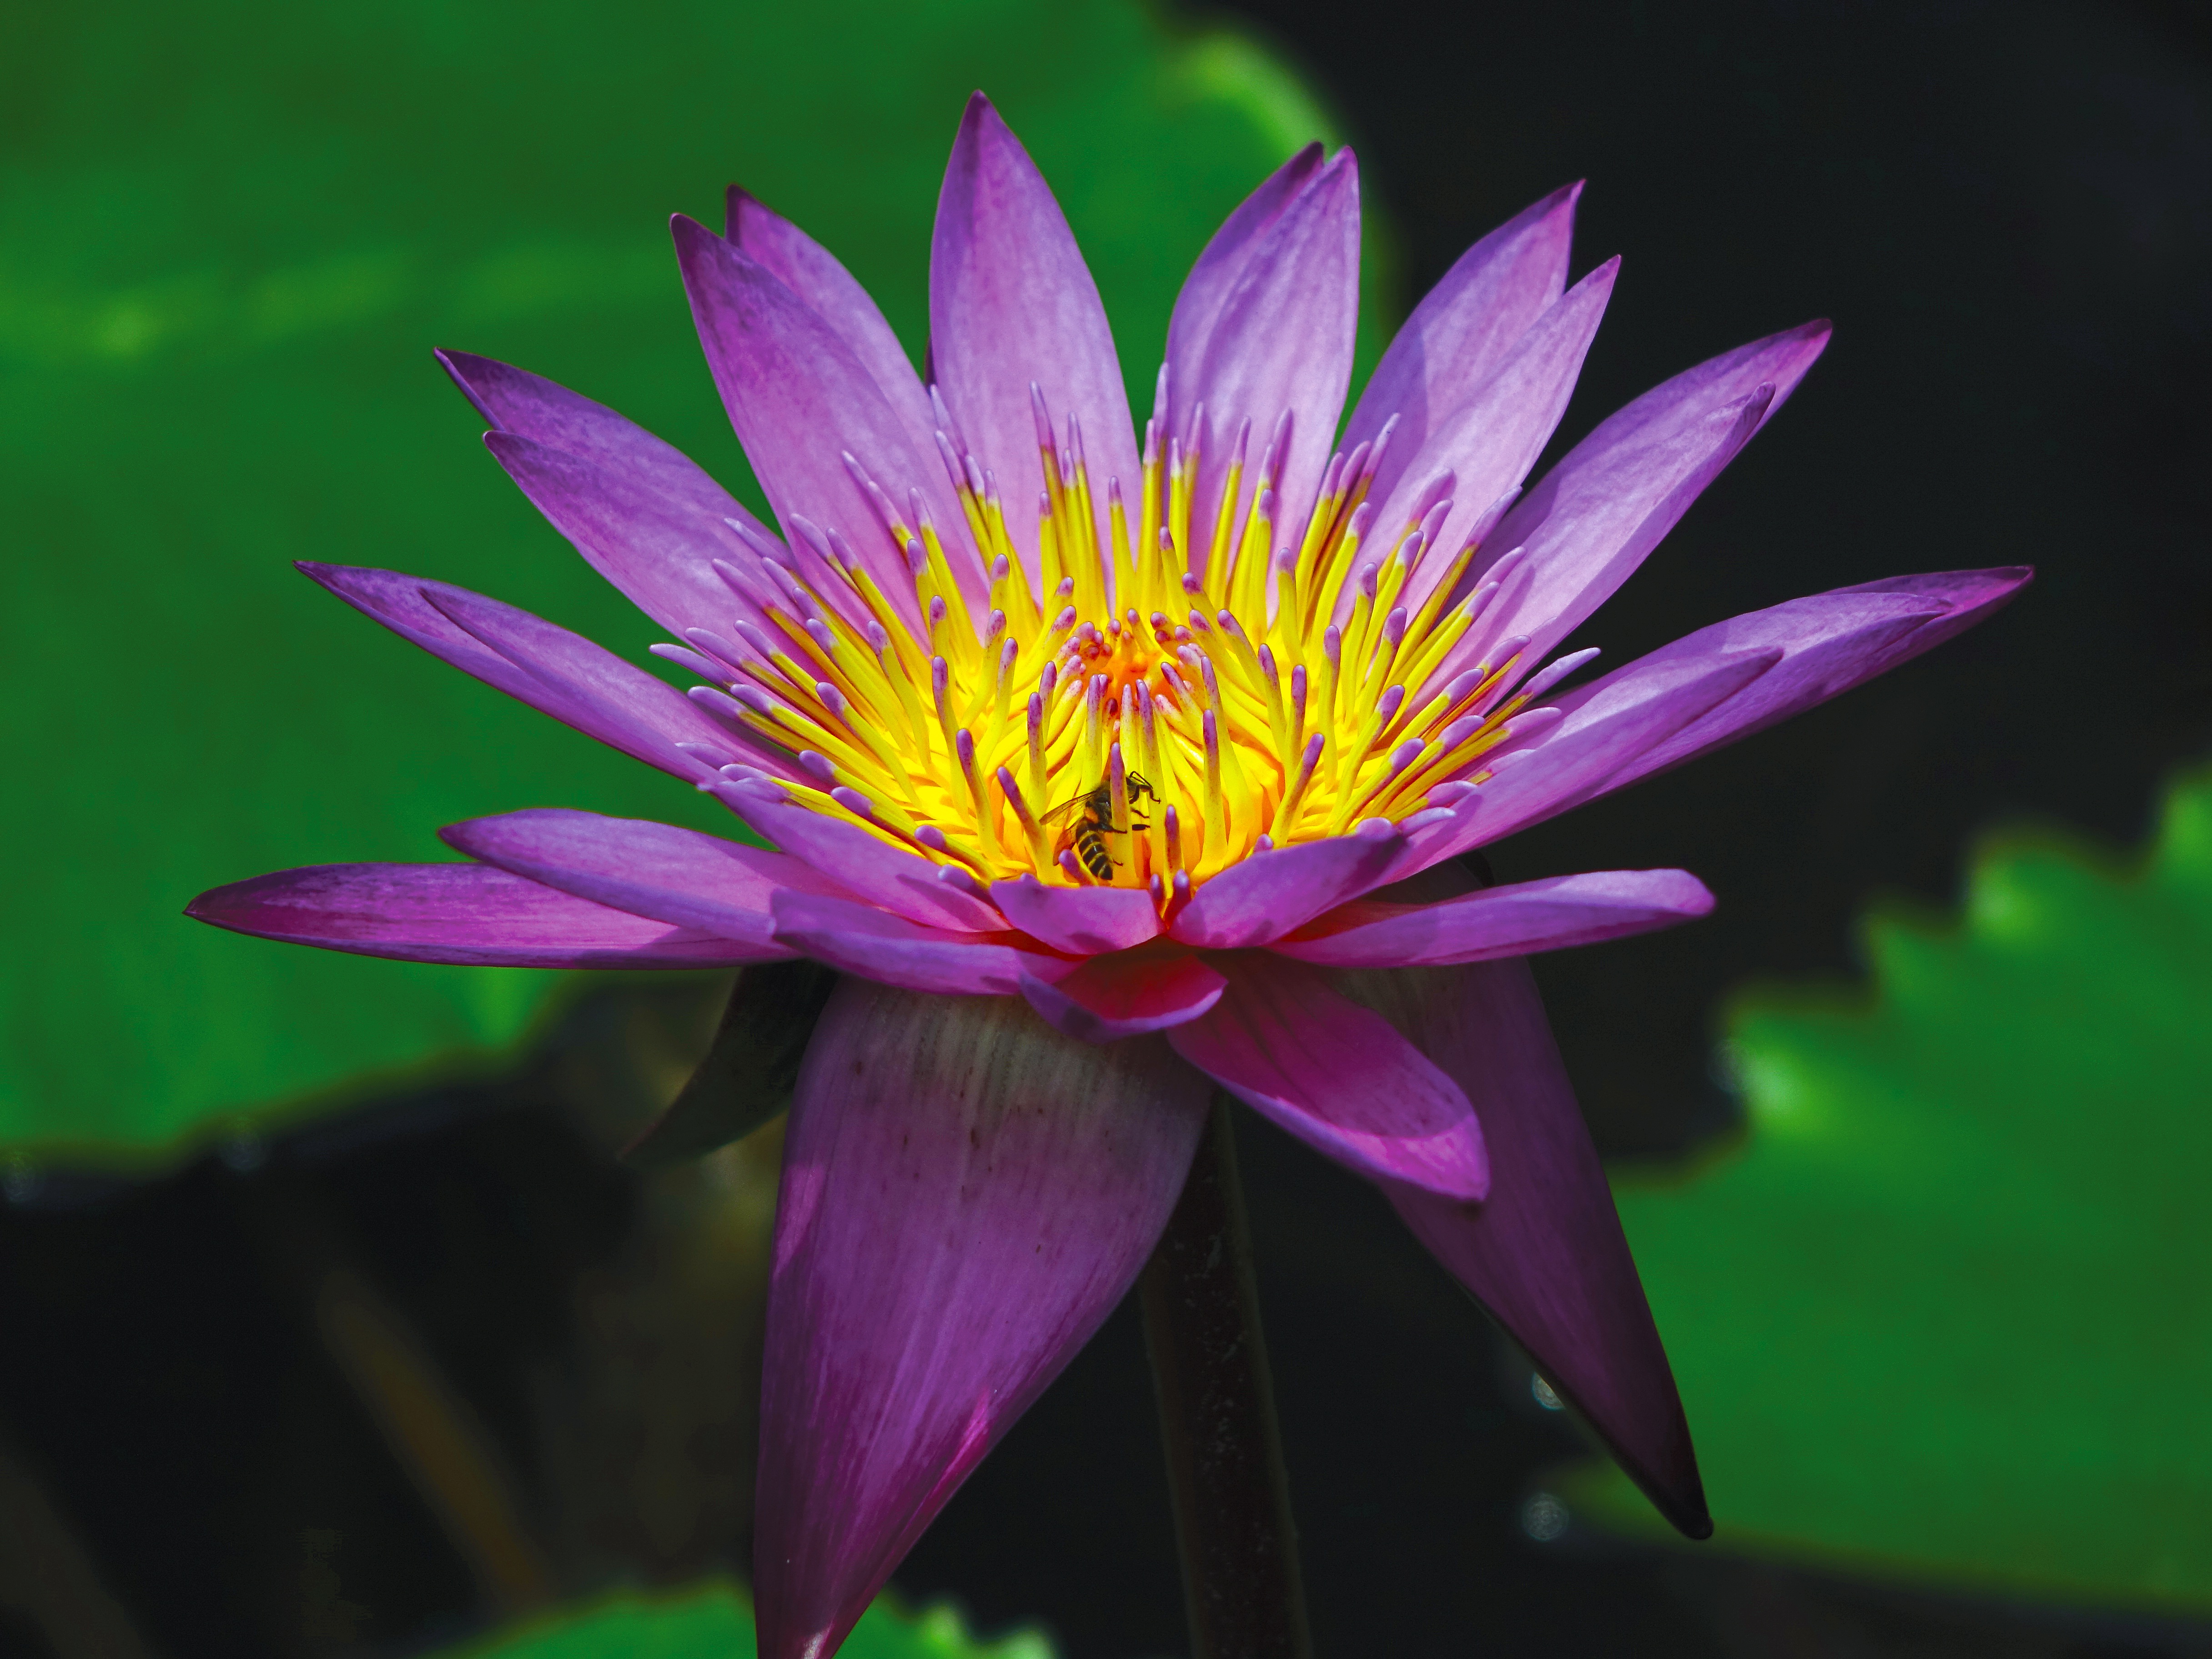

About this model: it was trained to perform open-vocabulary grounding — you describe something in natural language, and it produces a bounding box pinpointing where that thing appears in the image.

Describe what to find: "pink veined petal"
[1273,868,1714,968]
[1548,567,2032,794]
[725,186,942,475]
[1170,150,1361,583]
[1470,319,1833,668]
[673,216,977,633]
[1335,918,1709,1537]
[929,93,1140,580]
[438,807,853,951]
[478,430,776,643]
[1016,948,1227,1043]
[709,782,1005,934]
[754,979,1209,1659]
[1400,647,1780,879]
[1369,257,1620,627]
[298,563,783,784]
[767,890,1065,995]
[1168,820,1407,950]
[1166,954,1488,1202]
[1343,181,1582,480]
[989,875,1162,954]
[1165,142,1326,374]
[185,863,765,968]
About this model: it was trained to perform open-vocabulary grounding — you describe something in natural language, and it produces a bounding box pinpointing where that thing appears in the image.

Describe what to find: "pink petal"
[1273,868,1713,967]
[1165,143,1327,377]
[1470,319,1833,669]
[754,978,1210,1659]
[1374,258,1620,625]
[1165,954,1488,1201]
[1341,945,1709,1537]
[299,563,777,783]
[710,782,1004,934]
[673,216,975,632]
[1343,181,1582,482]
[725,186,942,476]
[1548,567,2031,792]
[929,94,1139,578]
[185,862,759,968]
[1404,646,1779,877]
[1169,151,1361,581]
[479,429,775,642]
[439,807,853,951]
[1016,948,1226,1042]
[988,874,1161,954]
[768,890,1063,995]
[1168,821,1406,950]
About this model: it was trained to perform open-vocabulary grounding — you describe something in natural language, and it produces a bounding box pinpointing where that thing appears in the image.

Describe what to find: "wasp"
[1043,772,1160,880]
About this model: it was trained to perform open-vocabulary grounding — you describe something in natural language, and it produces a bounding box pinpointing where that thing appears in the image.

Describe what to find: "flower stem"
[1140,1099,1313,1659]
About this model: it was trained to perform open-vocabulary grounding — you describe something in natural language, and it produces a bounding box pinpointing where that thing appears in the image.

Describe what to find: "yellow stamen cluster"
[697,385,1542,907]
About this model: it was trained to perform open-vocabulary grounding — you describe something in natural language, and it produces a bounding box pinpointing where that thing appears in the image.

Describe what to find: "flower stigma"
[682,372,1557,910]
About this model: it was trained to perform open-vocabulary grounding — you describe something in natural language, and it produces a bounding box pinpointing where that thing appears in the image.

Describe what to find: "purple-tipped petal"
[1343,182,1582,478]
[1166,954,1488,1201]
[1472,320,1832,666]
[725,187,941,473]
[436,349,782,548]
[989,874,1162,954]
[1166,143,1327,372]
[1373,257,1620,623]
[1169,151,1361,570]
[1169,824,1405,949]
[300,563,774,783]
[929,94,1139,575]
[674,216,975,630]
[1338,936,1709,1537]
[1549,567,2032,794]
[1017,948,1226,1042]
[439,807,854,951]
[768,890,1063,995]
[754,978,1210,1658]
[1274,868,1713,967]
[1405,648,1778,876]
[186,863,757,968]
[481,431,774,641]
[709,783,1005,934]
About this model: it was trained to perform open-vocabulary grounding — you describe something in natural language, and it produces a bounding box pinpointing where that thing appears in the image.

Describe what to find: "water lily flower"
[189,93,2026,1658]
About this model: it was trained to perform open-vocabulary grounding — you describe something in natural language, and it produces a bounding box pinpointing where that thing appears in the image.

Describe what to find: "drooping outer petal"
[439,808,852,952]
[930,93,1140,576]
[1017,948,1226,1043]
[674,216,973,630]
[1472,320,1833,667]
[1332,865,1708,1536]
[754,978,1210,1659]
[185,863,762,969]
[1342,181,1581,478]
[1274,868,1714,967]
[1166,953,1488,1201]
[1169,150,1360,576]
[1550,566,2034,794]
[298,563,779,783]
[724,187,942,476]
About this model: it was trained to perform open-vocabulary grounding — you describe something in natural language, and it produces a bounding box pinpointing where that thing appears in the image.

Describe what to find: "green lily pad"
[1569,762,2212,1611]
[433,1580,1051,1659]
[0,0,1382,1165]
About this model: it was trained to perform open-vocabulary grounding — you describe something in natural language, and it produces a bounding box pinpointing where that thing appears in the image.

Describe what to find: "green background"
[0,0,1388,1164]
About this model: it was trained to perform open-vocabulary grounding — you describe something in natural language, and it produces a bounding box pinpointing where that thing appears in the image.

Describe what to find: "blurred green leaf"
[1571,762,2212,1610]
[435,1581,1051,1659]
[0,0,1387,1164]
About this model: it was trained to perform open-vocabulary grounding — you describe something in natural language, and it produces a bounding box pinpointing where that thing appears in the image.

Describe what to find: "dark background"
[4,2,2209,1656]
